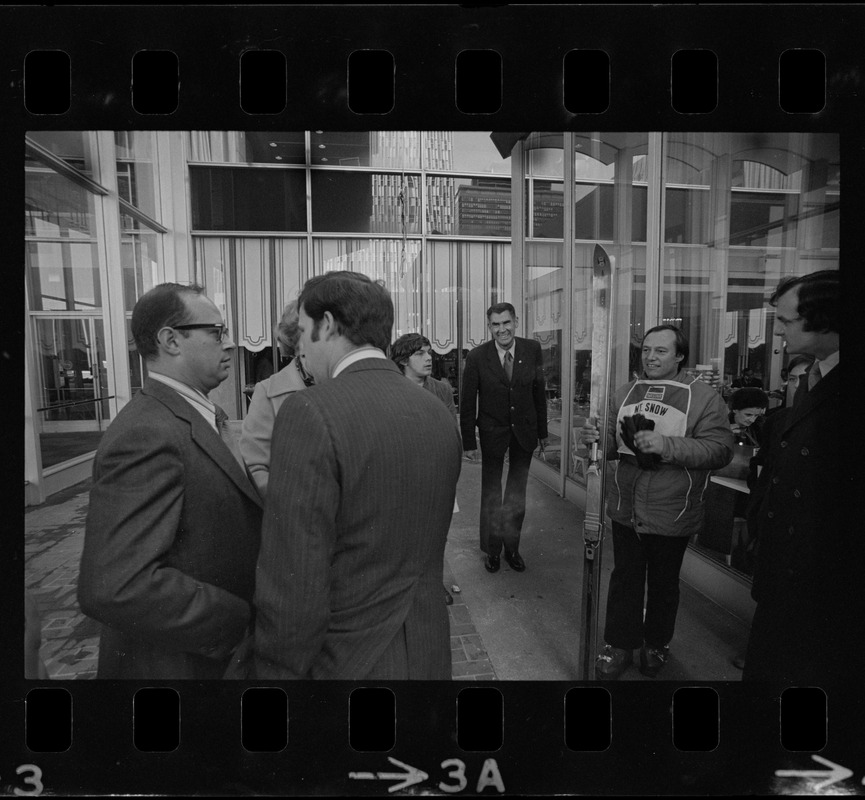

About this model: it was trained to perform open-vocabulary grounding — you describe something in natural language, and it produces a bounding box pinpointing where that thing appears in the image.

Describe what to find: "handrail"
[37,396,115,413]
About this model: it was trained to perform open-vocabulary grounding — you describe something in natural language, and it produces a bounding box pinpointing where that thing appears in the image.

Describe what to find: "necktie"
[808,361,822,391]
[214,405,247,470]
[504,350,513,382]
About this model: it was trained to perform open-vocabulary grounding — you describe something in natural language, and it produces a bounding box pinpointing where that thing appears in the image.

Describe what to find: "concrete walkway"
[24,460,749,682]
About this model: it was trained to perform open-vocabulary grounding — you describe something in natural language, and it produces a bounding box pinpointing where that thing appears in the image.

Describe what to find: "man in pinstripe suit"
[253,271,463,680]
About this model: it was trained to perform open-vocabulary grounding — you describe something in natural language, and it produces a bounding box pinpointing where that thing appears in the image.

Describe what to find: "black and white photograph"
[7,4,864,797]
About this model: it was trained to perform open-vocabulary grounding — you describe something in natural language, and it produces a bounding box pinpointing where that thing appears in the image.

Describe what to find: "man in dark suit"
[743,270,850,686]
[459,302,547,573]
[78,283,263,679]
[253,271,462,680]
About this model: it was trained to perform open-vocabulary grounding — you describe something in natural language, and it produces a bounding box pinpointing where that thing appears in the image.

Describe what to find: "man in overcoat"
[743,271,850,686]
[78,283,263,679]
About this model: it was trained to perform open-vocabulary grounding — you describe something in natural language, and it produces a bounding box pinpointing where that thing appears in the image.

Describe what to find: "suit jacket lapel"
[142,380,262,507]
[783,366,839,435]
[487,340,511,385]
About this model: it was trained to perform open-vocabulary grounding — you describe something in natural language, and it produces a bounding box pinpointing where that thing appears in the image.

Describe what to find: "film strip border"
[2,682,860,796]
[2,5,863,129]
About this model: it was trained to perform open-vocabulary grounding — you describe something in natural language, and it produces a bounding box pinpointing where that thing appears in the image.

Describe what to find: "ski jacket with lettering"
[603,370,734,537]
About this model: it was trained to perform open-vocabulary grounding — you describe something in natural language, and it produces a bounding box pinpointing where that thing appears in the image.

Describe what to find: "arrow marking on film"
[349,757,429,793]
[775,755,853,791]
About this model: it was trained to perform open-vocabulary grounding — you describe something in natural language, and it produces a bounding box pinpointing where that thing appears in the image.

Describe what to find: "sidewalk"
[24,461,749,682]
[23,474,498,681]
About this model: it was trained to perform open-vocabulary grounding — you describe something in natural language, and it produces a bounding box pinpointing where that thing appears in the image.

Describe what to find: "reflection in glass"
[427,176,510,237]
[121,232,161,312]
[313,131,422,168]
[35,318,109,425]
[447,131,510,174]
[25,171,97,239]
[27,242,101,312]
[313,238,424,337]
[190,167,307,231]
[116,131,158,220]
[26,131,91,174]
[525,242,564,474]
[312,172,421,234]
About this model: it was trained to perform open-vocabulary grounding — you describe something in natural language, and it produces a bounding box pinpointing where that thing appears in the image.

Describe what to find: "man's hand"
[633,429,665,455]
[579,419,601,446]
[464,449,479,461]
[539,438,549,449]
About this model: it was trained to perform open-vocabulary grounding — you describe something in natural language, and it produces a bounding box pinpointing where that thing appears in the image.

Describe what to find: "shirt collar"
[813,349,839,378]
[149,372,218,432]
[495,340,515,363]
[332,346,387,378]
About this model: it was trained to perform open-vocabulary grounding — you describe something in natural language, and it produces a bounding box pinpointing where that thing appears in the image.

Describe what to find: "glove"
[620,414,661,470]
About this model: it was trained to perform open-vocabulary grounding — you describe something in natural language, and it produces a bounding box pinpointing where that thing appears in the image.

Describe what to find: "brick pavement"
[25,479,498,681]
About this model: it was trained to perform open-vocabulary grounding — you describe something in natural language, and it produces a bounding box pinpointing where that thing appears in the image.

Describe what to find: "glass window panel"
[533,180,564,238]
[25,170,97,239]
[190,166,307,231]
[35,318,109,431]
[311,131,421,169]
[447,132,511,174]
[116,131,158,220]
[312,237,424,338]
[26,131,91,174]
[121,232,162,312]
[126,318,145,396]
[427,176,510,237]
[525,242,564,473]
[660,131,840,578]
[525,133,564,177]
[27,241,102,311]
[312,172,421,234]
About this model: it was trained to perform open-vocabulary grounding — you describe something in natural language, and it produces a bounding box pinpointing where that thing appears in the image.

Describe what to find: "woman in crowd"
[240,301,314,499]
[727,387,769,447]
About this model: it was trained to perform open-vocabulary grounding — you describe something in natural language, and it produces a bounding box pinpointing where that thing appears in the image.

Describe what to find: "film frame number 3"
[1,765,44,797]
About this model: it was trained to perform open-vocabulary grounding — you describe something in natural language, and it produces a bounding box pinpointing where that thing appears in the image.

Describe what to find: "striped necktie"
[504,350,513,382]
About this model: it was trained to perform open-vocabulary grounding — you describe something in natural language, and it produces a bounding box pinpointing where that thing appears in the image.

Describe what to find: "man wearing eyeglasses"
[78,283,263,679]
[743,270,849,687]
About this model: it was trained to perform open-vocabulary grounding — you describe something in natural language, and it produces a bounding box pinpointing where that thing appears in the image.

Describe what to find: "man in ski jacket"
[580,324,733,679]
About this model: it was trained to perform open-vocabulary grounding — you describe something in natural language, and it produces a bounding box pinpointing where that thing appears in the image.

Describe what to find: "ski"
[578,243,616,680]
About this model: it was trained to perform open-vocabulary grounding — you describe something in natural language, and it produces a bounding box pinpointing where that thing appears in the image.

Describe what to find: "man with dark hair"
[254,271,462,679]
[459,301,548,573]
[743,270,848,685]
[78,283,263,679]
[580,324,733,679]
[390,332,456,418]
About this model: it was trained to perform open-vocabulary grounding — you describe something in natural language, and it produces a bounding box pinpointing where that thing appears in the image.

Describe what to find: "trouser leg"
[501,435,533,555]
[480,450,505,556]
[642,534,690,648]
[603,522,648,650]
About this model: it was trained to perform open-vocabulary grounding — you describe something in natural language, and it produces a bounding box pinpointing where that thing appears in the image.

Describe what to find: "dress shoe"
[444,585,454,605]
[595,645,633,680]
[731,653,746,670]
[484,554,500,573]
[639,644,670,678]
[503,550,526,572]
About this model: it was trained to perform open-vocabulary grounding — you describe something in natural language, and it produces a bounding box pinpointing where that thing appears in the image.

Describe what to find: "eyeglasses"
[173,323,230,342]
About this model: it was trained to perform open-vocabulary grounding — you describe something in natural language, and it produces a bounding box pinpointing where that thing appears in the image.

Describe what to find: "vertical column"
[708,145,732,375]
[559,132,575,493]
[24,299,45,505]
[613,147,635,388]
[94,131,133,415]
[510,139,525,315]
[162,131,192,284]
[644,132,664,327]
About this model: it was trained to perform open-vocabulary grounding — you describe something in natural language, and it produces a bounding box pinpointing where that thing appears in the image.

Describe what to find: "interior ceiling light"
[318,144,326,149]
[269,142,277,147]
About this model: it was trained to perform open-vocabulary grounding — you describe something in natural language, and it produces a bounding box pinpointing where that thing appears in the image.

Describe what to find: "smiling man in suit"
[460,302,548,573]
[253,271,462,680]
[78,283,263,679]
